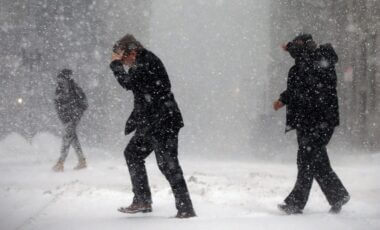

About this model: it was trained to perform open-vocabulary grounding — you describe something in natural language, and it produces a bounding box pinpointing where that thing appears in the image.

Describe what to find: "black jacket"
[110,49,184,135]
[55,79,88,123]
[280,44,339,132]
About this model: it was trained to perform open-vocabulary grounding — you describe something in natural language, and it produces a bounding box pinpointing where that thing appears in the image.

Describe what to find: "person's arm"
[273,90,288,111]
[54,87,63,110]
[279,90,289,105]
[74,84,88,110]
[319,43,338,65]
[110,60,133,90]
[274,66,296,110]
[150,58,171,95]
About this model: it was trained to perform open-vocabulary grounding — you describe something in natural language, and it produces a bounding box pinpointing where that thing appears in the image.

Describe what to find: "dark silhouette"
[110,34,195,218]
[53,69,88,172]
[274,34,350,214]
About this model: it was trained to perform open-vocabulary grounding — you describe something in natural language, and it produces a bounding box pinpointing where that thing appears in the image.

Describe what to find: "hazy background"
[0,0,379,159]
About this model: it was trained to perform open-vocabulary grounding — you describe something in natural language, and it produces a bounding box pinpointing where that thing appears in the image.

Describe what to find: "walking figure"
[53,69,88,172]
[273,34,350,214]
[110,34,196,218]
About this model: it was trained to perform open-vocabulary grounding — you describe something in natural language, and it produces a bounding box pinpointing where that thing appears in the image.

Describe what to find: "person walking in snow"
[109,34,196,218]
[273,34,350,214]
[53,69,88,172]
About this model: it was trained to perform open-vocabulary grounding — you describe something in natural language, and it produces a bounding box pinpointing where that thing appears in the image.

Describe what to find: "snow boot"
[118,202,152,214]
[329,195,350,214]
[74,158,87,170]
[52,160,64,172]
[175,195,196,218]
[278,203,303,215]
[175,209,196,218]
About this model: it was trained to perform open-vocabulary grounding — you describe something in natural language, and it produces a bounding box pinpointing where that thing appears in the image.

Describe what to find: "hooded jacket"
[280,41,339,131]
[55,71,88,123]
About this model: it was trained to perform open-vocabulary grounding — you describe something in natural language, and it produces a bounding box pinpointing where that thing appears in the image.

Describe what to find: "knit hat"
[57,69,73,79]
[293,33,313,43]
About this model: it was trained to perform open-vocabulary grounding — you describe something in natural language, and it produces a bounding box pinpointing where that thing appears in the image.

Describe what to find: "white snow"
[0,132,379,230]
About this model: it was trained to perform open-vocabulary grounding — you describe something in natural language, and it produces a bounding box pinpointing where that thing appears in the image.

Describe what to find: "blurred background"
[0,0,379,159]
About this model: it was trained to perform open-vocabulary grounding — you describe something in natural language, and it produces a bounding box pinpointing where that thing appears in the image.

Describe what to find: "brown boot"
[52,160,64,172]
[118,202,152,214]
[73,158,87,170]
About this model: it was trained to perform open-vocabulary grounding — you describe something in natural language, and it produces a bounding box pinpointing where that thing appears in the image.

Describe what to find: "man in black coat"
[53,69,88,172]
[273,34,350,214]
[109,34,195,218]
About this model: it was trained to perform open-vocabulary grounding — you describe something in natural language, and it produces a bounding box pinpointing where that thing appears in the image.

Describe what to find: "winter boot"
[175,195,196,218]
[118,202,152,214]
[74,158,87,170]
[175,209,196,218]
[329,195,350,214]
[278,203,303,215]
[52,160,64,172]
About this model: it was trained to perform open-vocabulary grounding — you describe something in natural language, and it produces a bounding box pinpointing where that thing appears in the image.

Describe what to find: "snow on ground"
[0,133,379,230]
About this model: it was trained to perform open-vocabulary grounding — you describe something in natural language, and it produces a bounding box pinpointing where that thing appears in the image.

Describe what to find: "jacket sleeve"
[75,85,88,110]
[110,60,133,90]
[279,66,296,105]
[151,59,171,95]
[54,88,64,112]
[125,109,137,135]
[319,43,338,65]
[279,90,289,105]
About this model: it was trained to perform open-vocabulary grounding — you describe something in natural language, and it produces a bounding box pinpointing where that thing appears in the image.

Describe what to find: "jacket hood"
[57,69,73,80]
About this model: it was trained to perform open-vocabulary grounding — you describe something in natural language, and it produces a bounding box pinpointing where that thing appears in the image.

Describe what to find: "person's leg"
[59,121,76,161]
[53,121,76,171]
[71,131,87,169]
[153,128,195,218]
[69,120,86,169]
[312,128,350,212]
[71,122,85,160]
[124,130,154,206]
[282,129,314,212]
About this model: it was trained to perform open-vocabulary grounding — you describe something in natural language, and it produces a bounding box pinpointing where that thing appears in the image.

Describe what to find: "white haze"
[0,1,379,229]
[148,0,270,158]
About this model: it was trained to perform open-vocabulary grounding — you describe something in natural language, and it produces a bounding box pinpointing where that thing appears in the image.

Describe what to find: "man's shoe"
[278,203,303,215]
[329,195,350,214]
[175,209,196,218]
[118,202,152,214]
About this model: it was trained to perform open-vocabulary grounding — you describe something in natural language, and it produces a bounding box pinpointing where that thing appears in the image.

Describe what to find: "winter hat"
[57,69,73,79]
[292,33,313,43]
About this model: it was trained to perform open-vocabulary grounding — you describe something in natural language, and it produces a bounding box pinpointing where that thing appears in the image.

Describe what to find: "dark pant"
[124,127,193,212]
[284,127,349,210]
[59,120,85,162]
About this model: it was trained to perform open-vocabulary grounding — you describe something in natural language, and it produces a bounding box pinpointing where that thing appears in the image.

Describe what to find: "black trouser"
[284,127,349,210]
[124,126,193,212]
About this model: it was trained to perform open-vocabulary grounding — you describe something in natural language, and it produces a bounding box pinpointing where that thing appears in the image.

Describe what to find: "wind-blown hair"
[113,34,144,56]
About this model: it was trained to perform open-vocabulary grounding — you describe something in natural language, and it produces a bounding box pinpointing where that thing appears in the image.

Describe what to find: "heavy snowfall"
[0,0,379,230]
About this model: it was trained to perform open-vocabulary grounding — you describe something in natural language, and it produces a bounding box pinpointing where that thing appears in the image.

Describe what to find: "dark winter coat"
[110,48,184,135]
[279,43,339,132]
[55,78,88,124]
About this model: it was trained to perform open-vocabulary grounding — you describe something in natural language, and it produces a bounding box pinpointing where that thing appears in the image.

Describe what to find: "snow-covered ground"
[0,133,379,230]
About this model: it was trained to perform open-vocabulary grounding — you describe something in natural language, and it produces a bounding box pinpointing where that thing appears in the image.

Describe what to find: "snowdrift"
[0,132,379,230]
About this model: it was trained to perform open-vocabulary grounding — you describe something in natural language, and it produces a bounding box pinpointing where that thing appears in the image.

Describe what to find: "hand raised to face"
[112,50,124,62]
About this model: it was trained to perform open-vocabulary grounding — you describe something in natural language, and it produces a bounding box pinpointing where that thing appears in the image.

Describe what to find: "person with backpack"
[53,69,88,172]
